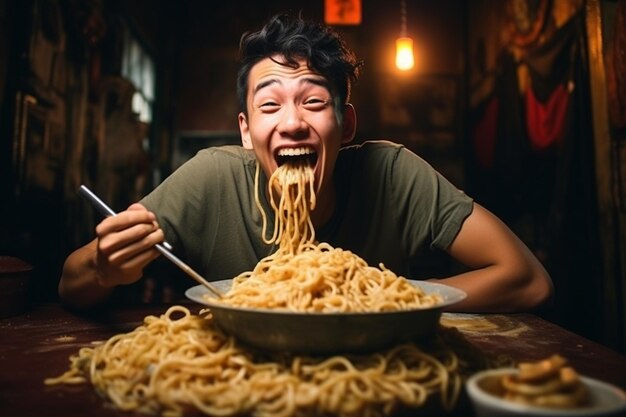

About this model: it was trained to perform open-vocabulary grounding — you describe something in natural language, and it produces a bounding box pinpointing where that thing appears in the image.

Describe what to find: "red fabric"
[472,97,499,169]
[525,83,569,151]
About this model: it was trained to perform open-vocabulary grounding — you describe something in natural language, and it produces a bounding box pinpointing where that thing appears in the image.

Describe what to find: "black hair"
[236,14,362,116]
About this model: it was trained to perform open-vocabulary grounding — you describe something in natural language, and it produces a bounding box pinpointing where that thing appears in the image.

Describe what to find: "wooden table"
[1,302,625,416]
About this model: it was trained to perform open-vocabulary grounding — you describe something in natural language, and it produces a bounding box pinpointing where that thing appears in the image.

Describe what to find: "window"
[121,28,154,125]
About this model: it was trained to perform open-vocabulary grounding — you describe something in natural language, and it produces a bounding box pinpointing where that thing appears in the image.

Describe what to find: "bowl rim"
[185,279,467,354]
[466,367,626,416]
[186,279,467,316]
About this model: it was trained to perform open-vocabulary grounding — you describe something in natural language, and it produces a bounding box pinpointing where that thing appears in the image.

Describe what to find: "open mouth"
[276,147,318,168]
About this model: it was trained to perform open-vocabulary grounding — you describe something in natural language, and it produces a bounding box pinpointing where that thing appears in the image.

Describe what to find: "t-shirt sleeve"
[140,149,220,264]
[390,147,474,253]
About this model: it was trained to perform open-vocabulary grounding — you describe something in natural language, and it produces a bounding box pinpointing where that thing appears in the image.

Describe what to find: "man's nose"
[278,104,308,137]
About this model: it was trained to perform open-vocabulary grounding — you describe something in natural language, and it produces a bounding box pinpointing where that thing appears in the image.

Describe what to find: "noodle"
[215,161,442,312]
[46,306,489,417]
[259,161,316,253]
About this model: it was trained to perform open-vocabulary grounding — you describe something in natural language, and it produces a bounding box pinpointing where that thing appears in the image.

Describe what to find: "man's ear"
[341,104,357,144]
[238,112,253,149]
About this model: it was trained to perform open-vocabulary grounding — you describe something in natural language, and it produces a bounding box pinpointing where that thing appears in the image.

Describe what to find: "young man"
[59,14,553,311]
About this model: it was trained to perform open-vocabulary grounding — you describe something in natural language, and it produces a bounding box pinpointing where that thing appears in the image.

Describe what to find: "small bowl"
[466,368,626,417]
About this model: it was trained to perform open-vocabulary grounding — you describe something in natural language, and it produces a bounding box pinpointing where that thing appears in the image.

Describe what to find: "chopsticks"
[78,185,223,298]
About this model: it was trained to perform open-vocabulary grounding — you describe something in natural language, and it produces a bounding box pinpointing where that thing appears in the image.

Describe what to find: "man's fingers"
[127,203,149,212]
[96,209,157,236]
[98,225,164,259]
[92,204,164,287]
[96,234,163,286]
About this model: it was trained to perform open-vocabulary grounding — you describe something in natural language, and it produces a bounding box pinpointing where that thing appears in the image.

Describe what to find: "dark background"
[1,0,625,354]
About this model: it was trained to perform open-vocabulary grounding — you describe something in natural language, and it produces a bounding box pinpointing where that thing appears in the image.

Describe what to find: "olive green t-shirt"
[141,140,473,283]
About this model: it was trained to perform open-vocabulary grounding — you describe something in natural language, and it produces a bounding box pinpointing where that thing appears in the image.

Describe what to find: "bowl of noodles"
[185,278,466,355]
[466,355,626,417]
[186,160,466,354]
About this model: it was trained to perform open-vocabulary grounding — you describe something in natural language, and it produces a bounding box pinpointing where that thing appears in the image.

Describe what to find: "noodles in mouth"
[214,161,443,312]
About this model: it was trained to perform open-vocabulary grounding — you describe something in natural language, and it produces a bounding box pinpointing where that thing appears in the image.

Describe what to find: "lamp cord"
[400,0,407,37]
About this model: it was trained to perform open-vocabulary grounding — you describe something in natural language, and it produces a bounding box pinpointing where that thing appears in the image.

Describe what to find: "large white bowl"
[466,368,626,417]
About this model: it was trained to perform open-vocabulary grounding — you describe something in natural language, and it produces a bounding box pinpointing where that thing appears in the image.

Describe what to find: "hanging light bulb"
[396,37,414,71]
[395,0,414,71]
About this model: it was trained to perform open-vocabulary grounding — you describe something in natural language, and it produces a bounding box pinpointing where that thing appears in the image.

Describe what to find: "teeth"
[277,147,315,157]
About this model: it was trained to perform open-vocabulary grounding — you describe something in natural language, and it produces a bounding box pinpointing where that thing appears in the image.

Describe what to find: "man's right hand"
[94,203,165,287]
[58,203,165,309]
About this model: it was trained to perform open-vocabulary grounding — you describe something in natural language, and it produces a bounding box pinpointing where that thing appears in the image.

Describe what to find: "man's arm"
[437,203,554,312]
[58,204,164,310]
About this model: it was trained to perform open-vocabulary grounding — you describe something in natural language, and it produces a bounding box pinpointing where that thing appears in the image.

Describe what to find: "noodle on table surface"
[46,306,491,417]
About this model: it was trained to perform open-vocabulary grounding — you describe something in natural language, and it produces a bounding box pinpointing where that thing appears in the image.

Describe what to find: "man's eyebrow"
[303,77,331,90]
[253,79,279,96]
[252,77,331,97]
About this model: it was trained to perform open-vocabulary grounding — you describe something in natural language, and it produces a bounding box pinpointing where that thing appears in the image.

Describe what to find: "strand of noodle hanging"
[255,161,316,253]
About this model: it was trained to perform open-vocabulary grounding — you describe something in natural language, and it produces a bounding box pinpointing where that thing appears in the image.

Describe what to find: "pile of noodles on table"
[45,162,496,417]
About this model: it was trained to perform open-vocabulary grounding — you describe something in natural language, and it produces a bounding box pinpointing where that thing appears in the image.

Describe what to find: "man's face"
[238,56,354,199]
